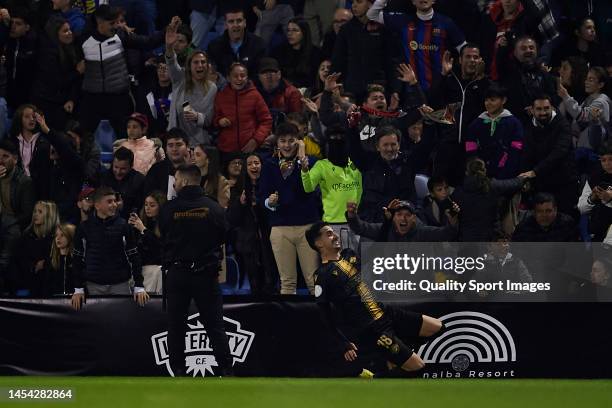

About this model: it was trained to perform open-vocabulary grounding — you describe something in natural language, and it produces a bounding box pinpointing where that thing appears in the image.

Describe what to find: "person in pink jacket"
[114,112,165,175]
[213,63,273,154]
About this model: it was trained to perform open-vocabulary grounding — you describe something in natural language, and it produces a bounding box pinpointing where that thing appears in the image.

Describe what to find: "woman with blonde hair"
[44,223,76,296]
[13,201,59,296]
[128,191,166,294]
[165,17,217,146]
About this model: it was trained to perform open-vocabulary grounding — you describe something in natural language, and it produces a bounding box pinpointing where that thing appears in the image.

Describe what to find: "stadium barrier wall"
[0,298,611,378]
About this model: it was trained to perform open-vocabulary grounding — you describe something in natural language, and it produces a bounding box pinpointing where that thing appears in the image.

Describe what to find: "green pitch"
[1,377,611,408]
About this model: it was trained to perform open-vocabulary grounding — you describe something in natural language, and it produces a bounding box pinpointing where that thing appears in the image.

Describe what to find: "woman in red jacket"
[213,63,273,154]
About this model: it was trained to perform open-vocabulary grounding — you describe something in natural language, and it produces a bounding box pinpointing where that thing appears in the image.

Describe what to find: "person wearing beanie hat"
[114,112,165,175]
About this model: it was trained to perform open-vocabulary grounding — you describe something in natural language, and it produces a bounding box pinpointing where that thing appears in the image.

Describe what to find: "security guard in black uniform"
[159,164,232,376]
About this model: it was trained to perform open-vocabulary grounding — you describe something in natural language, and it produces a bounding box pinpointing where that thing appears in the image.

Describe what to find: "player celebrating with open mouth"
[306,221,445,377]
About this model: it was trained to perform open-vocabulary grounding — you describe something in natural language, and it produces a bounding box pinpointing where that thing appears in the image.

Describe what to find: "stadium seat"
[414,174,430,202]
[94,120,117,167]
[220,254,241,295]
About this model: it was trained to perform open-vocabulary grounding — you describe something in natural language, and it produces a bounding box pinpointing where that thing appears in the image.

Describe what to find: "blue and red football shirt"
[383,12,466,91]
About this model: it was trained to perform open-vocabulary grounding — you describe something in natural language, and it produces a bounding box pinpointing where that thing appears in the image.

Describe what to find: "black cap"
[391,201,416,214]
[258,57,280,74]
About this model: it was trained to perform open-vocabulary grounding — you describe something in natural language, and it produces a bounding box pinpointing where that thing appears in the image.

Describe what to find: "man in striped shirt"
[368,0,466,91]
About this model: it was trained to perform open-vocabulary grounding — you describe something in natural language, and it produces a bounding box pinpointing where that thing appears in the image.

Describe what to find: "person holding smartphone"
[578,141,612,242]
[165,16,217,146]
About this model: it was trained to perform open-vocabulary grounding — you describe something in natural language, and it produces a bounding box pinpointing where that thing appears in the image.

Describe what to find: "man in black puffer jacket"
[71,186,148,310]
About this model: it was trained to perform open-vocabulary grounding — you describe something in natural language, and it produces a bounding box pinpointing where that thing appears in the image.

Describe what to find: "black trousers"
[79,91,134,135]
[166,264,232,375]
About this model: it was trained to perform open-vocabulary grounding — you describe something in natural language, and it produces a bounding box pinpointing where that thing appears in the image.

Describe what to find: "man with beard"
[300,125,362,251]
[519,94,577,217]
[305,221,445,377]
[497,35,559,127]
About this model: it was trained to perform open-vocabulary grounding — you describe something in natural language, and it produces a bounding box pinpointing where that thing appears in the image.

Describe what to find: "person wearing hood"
[465,84,524,180]
[519,94,578,217]
[213,62,273,154]
[346,198,459,243]
[301,125,362,251]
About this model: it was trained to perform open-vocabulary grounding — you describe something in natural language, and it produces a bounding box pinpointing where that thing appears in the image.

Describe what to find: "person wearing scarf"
[257,122,320,295]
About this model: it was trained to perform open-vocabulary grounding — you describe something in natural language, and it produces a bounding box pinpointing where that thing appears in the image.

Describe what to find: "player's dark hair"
[534,192,557,208]
[114,146,134,167]
[306,221,329,252]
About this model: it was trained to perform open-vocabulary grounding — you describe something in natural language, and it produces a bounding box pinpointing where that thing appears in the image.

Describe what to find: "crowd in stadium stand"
[0,0,610,299]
